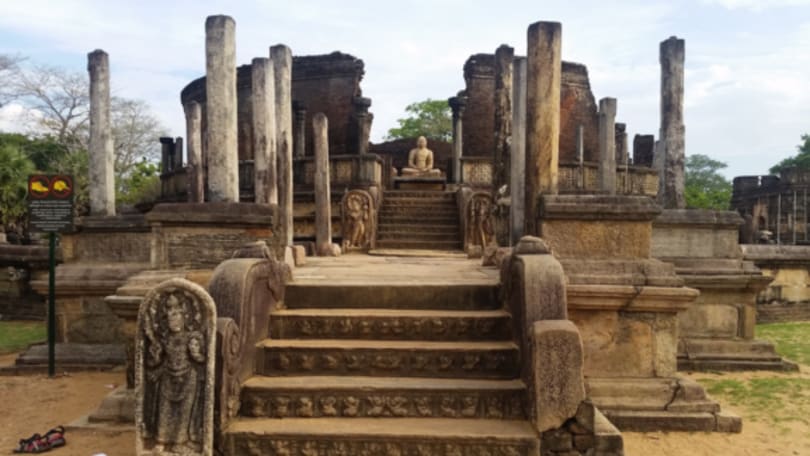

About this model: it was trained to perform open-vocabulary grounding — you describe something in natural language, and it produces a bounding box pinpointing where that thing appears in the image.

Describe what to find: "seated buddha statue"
[401,136,442,177]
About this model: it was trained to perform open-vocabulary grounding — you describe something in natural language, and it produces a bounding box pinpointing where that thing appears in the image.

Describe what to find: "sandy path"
[1,360,808,455]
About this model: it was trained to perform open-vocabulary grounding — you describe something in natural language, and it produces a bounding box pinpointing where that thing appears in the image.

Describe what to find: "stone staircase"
[376,190,463,251]
[223,267,541,455]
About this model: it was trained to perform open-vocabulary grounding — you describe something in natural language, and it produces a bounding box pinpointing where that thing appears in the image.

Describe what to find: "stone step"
[678,357,799,372]
[270,308,512,341]
[225,418,540,455]
[379,208,458,217]
[285,283,497,310]
[257,339,520,379]
[383,190,456,200]
[240,376,527,419]
[379,214,460,224]
[601,410,733,432]
[377,224,461,234]
[375,240,463,250]
[377,231,460,242]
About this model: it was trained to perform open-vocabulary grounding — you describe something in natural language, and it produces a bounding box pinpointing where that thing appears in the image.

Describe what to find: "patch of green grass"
[699,377,810,431]
[0,321,46,354]
[757,321,810,366]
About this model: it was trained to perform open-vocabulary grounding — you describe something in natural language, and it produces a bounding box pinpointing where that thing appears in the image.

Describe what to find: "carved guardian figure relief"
[465,192,496,250]
[341,189,376,251]
[136,278,216,456]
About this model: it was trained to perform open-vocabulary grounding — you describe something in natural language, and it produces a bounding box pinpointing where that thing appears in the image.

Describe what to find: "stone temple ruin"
[3,13,804,456]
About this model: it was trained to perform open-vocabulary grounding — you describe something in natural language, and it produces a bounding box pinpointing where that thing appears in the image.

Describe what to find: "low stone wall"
[0,244,50,320]
[743,244,810,323]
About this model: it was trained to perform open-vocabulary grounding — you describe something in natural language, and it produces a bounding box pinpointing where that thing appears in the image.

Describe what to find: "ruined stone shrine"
[25,10,794,456]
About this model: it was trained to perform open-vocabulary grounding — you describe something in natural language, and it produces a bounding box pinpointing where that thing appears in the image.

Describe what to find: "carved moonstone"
[136,278,216,456]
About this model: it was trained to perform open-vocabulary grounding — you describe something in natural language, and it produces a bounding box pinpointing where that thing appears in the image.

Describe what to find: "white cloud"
[702,0,810,11]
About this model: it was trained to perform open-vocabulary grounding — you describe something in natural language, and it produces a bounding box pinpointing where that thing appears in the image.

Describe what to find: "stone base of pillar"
[535,195,739,432]
[653,209,798,372]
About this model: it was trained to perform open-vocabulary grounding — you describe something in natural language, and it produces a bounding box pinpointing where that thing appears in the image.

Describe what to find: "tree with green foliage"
[117,159,161,206]
[386,99,452,141]
[0,143,35,229]
[685,154,732,210]
[770,134,810,175]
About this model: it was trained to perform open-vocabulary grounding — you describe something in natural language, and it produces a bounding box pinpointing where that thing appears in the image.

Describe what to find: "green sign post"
[27,175,74,377]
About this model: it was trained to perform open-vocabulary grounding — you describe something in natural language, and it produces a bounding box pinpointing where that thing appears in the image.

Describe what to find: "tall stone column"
[448,95,466,183]
[353,97,372,155]
[615,123,628,165]
[525,21,562,236]
[493,44,514,195]
[271,44,294,245]
[598,97,617,195]
[184,101,204,203]
[576,124,585,189]
[173,137,184,170]
[293,101,307,158]
[160,137,174,173]
[252,57,277,205]
[205,15,239,202]
[659,36,686,209]
[510,57,527,245]
[87,49,115,216]
[313,113,332,256]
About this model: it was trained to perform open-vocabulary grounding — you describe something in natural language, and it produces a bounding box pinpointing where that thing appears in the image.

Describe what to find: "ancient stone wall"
[293,52,365,157]
[180,52,366,163]
[462,54,496,158]
[461,56,599,163]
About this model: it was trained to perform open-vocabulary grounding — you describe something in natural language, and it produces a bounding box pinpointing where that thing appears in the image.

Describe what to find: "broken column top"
[660,36,685,61]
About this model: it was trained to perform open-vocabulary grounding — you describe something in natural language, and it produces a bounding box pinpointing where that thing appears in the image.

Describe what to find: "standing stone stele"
[251,57,277,205]
[525,21,562,236]
[184,101,204,203]
[313,113,335,256]
[205,15,239,202]
[135,278,216,456]
[87,49,115,216]
[271,45,294,246]
[511,57,527,245]
[659,36,686,209]
[448,95,467,183]
[493,44,514,196]
[598,97,617,195]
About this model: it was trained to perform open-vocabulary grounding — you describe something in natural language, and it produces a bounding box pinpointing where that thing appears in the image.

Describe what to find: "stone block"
[284,245,295,270]
[678,303,738,338]
[575,399,595,432]
[292,245,307,267]
[715,411,742,433]
[542,219,651,259]
[531,320,586,432]
[541,428,573,452]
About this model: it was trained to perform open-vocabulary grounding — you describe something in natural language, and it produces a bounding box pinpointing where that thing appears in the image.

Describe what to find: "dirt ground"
[1,356,809,455]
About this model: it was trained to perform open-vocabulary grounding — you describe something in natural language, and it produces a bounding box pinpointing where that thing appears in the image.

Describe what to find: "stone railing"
[500,236,623,453]
[293,154,384,189]
[207,249,292,453]
[458,157,658,197]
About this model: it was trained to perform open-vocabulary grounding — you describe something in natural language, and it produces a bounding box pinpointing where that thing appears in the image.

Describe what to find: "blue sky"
[0,0,808,179]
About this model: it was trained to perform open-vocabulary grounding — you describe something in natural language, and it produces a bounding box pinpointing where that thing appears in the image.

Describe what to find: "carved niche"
[341,190,376,251]
[135,278,216,456]
[465,192,496,251]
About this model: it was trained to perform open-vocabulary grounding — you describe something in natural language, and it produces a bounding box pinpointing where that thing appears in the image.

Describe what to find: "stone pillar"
[525,21,562,236]
[313,113,332,255]
[271,44,294,246]
[205,15,239,202]
[184,101,204,203]
[87,49,115,216]
[293,101,307,158]
[159,137,174,173]
[576,124,585,189]
[511,57,527,245]
[615,123,628,165]
[448,95,466,183]
[598,98,617,195]
[251,57,277,205]
[659,36,686,209]
[494,44,514,195]
[173,137,184,170]
[633,134,655,167]
[353,97,372,155]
